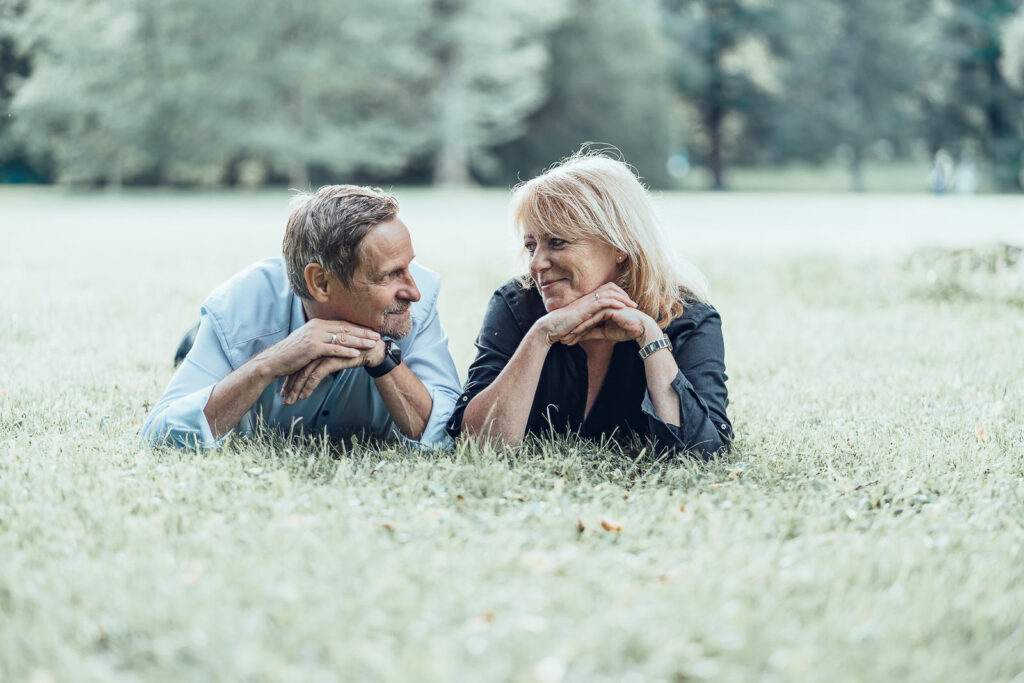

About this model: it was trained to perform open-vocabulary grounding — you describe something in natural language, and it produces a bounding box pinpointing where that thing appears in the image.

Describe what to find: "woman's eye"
[549,238,567,248]
[524,243,536,254]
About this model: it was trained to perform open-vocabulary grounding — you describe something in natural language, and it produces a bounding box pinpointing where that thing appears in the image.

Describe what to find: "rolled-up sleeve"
[640,306,732,458]
[401,287,462,448]
[140,313,234,449]
[445,291,522,438]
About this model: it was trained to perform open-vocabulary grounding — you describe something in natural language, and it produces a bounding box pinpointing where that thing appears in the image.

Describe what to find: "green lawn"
[1,187,1023,681]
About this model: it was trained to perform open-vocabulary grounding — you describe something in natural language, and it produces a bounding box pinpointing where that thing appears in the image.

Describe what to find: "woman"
[446,153,731,458]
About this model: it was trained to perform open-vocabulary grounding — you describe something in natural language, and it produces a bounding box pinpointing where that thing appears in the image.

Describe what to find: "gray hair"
[282,185,399,298]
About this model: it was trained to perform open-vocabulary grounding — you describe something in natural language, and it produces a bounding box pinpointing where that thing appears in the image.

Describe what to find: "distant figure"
[928,149,955,194]
[143,185,461,449]
[955,150,978,195]
[448,152,731,458]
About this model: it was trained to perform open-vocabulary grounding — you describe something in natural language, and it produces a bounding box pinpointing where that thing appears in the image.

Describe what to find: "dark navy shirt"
[447,279,732,458]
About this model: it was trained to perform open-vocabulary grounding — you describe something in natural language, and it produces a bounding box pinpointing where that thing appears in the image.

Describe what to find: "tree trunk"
[848,144,865,192]
[433,44,471,186]
[708,105,725,191]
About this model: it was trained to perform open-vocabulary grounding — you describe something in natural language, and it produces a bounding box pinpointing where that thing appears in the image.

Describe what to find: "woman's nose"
[530,246,550,270]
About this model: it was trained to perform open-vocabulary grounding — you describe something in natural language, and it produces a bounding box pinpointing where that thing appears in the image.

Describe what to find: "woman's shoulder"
[490,277,547,331]
[664,299,721,335]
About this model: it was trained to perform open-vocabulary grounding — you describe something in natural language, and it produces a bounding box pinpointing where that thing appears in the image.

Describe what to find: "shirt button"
[721,423,727,429]
[461,396,468,402]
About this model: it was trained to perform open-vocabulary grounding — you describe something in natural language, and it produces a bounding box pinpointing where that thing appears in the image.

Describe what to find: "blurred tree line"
[1,0,1023,190]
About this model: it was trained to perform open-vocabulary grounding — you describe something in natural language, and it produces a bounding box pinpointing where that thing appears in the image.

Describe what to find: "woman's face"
[524,231,621,311]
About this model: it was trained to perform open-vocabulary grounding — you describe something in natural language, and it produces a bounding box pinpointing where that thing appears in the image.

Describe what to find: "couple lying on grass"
[142,152,732,458]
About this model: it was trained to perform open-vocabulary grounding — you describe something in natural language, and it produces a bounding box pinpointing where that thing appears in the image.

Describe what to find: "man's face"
[325,218,420,338]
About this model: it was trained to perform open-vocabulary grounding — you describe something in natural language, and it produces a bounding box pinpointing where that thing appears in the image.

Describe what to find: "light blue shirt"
[141,258,461,449]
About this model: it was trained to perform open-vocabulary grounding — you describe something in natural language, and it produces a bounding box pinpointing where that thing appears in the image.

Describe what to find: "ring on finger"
[594,293,600,302]
[330,333,338,344]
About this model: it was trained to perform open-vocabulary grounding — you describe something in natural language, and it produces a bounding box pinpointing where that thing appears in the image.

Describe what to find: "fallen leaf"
[379,521,395,532]
[679,505,686,513]
[728,470,742,479]
[601,518,623,532]
[456,494,465,501]
[976,425,988,443]
[576,518,586,534]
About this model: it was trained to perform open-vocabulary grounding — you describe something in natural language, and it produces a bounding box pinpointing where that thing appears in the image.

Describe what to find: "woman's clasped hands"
[535,282,658,348]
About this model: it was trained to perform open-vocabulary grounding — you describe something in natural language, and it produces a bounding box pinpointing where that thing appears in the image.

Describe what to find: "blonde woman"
[446,153,731,457]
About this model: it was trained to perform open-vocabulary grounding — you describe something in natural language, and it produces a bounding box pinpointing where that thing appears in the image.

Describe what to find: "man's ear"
[304,263,331,303]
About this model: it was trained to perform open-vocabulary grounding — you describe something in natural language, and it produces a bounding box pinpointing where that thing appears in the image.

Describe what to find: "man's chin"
[380,314,413,339]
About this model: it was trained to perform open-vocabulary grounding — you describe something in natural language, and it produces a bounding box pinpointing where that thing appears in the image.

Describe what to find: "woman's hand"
[560,305,662,346]
[533,282,637,346]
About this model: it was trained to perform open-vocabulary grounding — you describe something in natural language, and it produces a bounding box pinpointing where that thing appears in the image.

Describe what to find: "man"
[142,185,461,449]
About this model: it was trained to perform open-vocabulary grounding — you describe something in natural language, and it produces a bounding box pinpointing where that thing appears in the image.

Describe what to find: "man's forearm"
[203,357,276,440]
[373,363,433,441]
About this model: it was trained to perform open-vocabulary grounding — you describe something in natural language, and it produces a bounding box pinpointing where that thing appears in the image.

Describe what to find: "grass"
[1,187,1023,682]
[676,160,997,193]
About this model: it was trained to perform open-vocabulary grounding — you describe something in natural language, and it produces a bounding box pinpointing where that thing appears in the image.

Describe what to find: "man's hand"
[534,282,637,345]
[252,318,380,405]
[280,338,385,405]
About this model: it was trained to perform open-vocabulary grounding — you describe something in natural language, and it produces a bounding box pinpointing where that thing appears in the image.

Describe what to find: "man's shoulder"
[201,258,295,351]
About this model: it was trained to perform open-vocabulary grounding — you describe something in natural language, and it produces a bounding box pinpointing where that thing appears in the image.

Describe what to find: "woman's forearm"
[639,323,682,428]
[461,326,552,443]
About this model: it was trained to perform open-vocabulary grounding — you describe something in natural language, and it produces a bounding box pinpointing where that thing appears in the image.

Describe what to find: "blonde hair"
[511,151,708,324]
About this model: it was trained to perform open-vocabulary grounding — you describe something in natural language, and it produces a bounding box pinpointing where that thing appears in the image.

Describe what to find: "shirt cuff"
[640,371,728,458]
[144,384,230,450]
[401,385,456,449]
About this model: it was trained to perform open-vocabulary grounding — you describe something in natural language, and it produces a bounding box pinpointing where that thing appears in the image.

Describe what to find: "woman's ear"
[616,251,627,264]
[304,263,331,302]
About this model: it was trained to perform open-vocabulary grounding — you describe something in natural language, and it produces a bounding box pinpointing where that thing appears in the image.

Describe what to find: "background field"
[1,188,1023,682]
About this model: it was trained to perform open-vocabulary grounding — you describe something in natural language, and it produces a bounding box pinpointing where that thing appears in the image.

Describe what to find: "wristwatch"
[638,336,672,360]
[366,337,402,378]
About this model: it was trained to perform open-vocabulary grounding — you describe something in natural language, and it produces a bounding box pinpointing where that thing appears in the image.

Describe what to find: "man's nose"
[400,272,421,302]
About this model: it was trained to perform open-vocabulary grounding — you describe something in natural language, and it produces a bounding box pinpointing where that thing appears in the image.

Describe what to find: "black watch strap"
[366,338,402,378]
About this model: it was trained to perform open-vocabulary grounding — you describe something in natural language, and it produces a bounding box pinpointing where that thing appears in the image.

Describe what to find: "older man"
[142,185,461,449]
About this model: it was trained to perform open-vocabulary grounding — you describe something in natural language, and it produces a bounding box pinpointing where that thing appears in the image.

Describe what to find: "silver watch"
[638,336,672,360]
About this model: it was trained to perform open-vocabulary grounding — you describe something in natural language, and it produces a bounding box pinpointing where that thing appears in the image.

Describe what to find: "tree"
[1000,7,1024,90]
[424,0,566,186]
[7,0,433,186]
[922,0,1024,191]
[770,0,927,191]
[660,0,777,190]
[494,0,676,188]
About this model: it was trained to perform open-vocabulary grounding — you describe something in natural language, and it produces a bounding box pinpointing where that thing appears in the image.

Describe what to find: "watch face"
[385,338,402,364]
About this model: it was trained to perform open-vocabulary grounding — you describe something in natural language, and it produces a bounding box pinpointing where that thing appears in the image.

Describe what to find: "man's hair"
[511,149,708,323]
[282,185,400,299]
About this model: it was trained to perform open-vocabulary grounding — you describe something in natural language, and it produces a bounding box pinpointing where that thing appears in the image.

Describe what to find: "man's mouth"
[384,304,411,317]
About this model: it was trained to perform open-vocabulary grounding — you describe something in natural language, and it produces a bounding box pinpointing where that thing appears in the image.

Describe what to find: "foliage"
[769,0,928,190]
[424,0,566,185]
[920,0,1024,191]
[493,0,675,188]
[7,0,432,186]
[660,0,779,189]
[3,0,1024,190]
